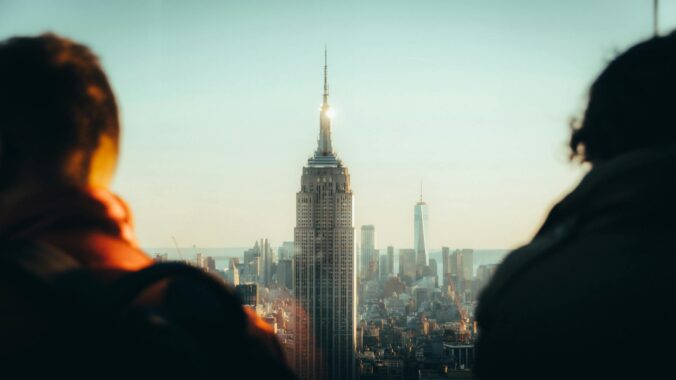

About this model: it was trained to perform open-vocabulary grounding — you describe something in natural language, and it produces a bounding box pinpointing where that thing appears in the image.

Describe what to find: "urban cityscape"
[151,53,506,380]
[2,1,673,379]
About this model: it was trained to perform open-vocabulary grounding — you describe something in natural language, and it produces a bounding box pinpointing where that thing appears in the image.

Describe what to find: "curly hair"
[571,31,676,163]
[0,33,118,186]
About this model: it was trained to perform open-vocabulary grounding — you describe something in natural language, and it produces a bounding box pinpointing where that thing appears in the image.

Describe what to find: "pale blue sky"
[1,1,673,249]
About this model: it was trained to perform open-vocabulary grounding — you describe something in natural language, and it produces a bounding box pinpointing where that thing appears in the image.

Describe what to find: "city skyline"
[2,2,666,379]
[2,1,675,249]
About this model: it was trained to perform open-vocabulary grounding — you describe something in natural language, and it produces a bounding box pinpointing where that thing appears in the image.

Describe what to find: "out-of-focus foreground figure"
[0,33,296,379]
[476,32,676,379]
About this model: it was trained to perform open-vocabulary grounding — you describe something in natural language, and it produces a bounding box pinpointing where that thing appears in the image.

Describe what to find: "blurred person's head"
[571,31,676,164]
[0,33,119,200]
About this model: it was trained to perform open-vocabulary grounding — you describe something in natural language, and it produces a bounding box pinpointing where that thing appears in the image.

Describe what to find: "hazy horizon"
[145,247,510,277]
[2,0,674,250]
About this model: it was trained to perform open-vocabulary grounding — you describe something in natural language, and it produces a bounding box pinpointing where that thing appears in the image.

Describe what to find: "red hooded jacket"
[0,187,296,379]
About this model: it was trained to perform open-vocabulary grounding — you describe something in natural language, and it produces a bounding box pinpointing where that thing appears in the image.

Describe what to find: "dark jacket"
[476,146,676,380]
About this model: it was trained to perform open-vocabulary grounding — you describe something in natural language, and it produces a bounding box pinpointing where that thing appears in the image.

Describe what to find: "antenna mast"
[654,0,659,37]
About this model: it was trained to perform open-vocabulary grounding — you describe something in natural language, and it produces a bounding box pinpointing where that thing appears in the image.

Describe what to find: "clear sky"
[1,1,674,250]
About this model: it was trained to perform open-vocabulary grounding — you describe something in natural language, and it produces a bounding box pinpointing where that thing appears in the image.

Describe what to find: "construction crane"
[171,235,184,261]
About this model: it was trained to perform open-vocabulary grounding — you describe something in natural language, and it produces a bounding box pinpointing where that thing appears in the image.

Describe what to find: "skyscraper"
[242,241,261,283]
[294,50,356,380]
[279,241,296,261]
[261,238,274,287]
[235,283,258,307]
[225,258,240,286]
[414,188,429,274]
[442,246,451,293]
[360,225,377,280]
[461,249,474,281]
[379,254,389,281]
[242,238,274,286]
[277,258,294,290]
[442,246,450,274]
[428,258,438,288]
[460,248,474,302]
[386,246,395,276]
[449,248,474,301]
[399,248,417,285]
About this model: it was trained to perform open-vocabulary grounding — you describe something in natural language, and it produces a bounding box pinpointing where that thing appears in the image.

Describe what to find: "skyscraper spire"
[420,181,423,203]
[308,47,341,167]
[323,45,329,104]
[315,46,334,159]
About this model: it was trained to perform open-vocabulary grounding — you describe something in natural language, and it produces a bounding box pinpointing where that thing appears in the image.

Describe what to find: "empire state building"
[294,50,356,380]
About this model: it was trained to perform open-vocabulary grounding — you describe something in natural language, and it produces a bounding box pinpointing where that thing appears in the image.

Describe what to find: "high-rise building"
[461,249,474,302]
[360,225,377,280]
[243,241,261,282]
[398,250,403,279]
[235,283,258,307]
[414,189,429,275]
[379,254,389,281]
[461,249,474,281]
[428,258,438,288]
[449,248,475,301]
[451,249,462,279]
[294,50,356,380]
[206,256,216,272]
[277,258,294,290]
[243,239,275,286]
[442,246,451,291]
[279,241,295,261]
[399,249,417,285]
[225,259,240,286]
[386,246,395,276]
[371,249,380,280]
[262,238,275,287]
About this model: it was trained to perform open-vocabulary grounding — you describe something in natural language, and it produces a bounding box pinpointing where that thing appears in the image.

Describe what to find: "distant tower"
[414,184,429,274]
[294,49,356,380]
[442,246,450,292]
[386,246,395,276]
[261,238,274,287]
[399,248,417,285]
[360,225,377,280]
[227,259,240,286]
[279,241,296,261]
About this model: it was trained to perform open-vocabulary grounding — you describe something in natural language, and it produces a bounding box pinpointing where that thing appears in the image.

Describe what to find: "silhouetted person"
[0,33,296,379]
[476,32,676,379]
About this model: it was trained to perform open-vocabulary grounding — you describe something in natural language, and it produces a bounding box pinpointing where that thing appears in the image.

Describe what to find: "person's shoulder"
[242,305,288,357]
[118,264,297,378]
[478,239,554,308]
[476,223,660,326]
